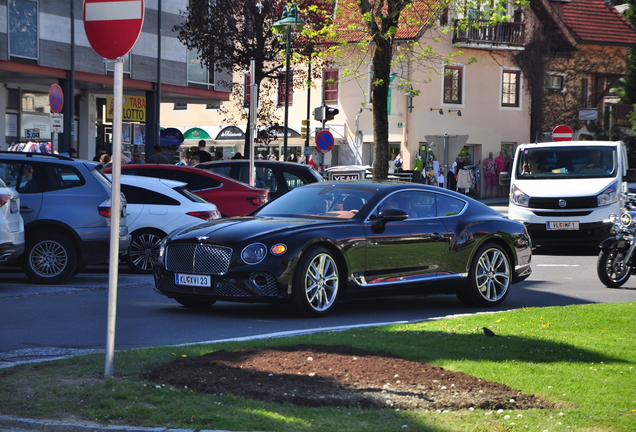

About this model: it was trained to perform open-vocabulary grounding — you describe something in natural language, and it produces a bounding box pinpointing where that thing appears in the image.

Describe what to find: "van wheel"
[23,232,77,284]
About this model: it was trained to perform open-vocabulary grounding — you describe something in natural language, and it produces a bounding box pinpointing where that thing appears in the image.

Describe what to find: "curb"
[0,416,259,432]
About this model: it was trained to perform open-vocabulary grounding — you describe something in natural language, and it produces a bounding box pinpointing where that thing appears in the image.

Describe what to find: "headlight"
[620,211,636,228]
[157,237,169,263]
[241,243,267,265]
[511,184,530,207]
[609,213,618,223]
[598,181,619,207]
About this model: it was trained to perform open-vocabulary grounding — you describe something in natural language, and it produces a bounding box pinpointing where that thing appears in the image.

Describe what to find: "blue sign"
[160,128,184,147]
[315,130,334,153]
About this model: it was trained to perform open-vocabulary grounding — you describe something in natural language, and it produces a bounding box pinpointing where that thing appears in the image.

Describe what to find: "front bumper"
[525,220,612,246]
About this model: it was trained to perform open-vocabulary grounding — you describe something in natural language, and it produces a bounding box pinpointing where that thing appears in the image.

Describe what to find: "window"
[581,77,589,108]
[501,69,520,107]
[173,103,187,111]
[322,68,339,103]
[443,66,463,104]
[278,71,294,107]
[9,0,38,59]
[121,184,179,206]
[187,49,214,89]
[545,73,565,91]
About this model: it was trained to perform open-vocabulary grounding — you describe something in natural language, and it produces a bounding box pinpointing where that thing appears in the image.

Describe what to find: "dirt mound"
[146,344,553,411]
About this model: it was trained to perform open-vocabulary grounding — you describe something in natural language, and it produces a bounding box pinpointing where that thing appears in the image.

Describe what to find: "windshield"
[517,145,617,179]
[257,185,376,219]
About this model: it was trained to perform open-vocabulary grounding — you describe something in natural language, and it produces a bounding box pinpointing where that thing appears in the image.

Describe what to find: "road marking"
[536,264,580,267]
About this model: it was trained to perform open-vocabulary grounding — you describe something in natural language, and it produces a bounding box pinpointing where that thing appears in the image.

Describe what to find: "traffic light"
[325,106,339,121]
[301,119,310,139]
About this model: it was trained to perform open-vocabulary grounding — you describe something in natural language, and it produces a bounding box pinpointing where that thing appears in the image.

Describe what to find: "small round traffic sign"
[552,124,573,142]
[316,130,334,153]
[83,0,145,60]
[49,84,64,113]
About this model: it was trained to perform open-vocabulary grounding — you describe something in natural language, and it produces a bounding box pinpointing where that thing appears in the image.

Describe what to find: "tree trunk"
[371,39,392,180]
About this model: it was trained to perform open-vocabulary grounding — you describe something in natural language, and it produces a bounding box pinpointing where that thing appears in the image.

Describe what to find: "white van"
[500,141,636,246]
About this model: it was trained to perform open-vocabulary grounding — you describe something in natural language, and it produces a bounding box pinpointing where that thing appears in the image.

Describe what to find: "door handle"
[430,232,444,240]
[20,207,34,213]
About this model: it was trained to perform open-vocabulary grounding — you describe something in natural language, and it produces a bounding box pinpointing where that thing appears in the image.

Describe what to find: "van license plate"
[175,274,211,287]
[546,221,579,230]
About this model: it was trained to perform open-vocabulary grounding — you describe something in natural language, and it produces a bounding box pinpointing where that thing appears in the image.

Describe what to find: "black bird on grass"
[482,327,497,337]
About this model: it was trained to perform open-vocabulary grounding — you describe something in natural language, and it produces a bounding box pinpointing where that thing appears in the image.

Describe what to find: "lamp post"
[273,3,305,161]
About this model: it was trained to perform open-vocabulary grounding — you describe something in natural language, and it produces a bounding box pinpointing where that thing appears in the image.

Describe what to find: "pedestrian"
[495,151,506,195]
[128,151,145,164]
[483,152,497,198]
[189,155,201,166]
[68,147,77,158]
[192,140,213,163]
[146,144,169,164]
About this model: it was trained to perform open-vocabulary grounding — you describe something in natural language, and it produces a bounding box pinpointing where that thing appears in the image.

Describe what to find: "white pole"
[249,59,257,186]
[105,59,123,378]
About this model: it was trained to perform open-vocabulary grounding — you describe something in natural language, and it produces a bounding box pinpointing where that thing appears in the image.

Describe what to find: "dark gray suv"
[0,152,130,284]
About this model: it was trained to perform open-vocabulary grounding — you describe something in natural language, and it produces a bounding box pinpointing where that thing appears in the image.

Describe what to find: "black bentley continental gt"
[154,181,532,317]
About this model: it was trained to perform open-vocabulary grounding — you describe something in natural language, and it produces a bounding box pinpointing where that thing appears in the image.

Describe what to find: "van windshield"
[518,146,616,179]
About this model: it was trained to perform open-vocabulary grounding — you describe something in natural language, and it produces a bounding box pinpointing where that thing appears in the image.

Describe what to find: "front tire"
[126,229,165,274]
[597,246,631,288]
[292,247,340,317]
[22,232,77,284]
[457,243,511,307]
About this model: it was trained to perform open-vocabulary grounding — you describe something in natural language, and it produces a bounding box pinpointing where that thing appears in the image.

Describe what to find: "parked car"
[0,152,130,284]
[153,181,532,317]
[107,164,269,217]
[198,160,323,200]
[113,175,221,273]
[0,176,25,264]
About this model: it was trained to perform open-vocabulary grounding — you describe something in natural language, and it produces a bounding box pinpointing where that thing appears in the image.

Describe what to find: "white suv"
[0,176,24,264]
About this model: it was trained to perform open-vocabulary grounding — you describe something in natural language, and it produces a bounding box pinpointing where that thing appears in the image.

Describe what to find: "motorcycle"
[597,194,636,287]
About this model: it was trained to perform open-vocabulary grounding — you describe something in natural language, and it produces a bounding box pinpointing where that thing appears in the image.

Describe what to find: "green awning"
[183,127,212,140]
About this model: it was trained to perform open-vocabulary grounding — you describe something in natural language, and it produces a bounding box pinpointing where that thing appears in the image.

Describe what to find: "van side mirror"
[625,168,636,183]
[499,171,510,185]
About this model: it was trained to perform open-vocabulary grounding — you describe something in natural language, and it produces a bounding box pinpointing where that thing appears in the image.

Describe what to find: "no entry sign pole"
[84,0,145,378]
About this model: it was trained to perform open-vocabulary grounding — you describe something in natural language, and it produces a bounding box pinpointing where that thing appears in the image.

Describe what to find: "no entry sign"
[552,124,573,142]
[84,0,145,60]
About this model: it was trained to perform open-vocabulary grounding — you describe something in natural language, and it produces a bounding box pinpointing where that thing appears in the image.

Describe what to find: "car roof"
[117,174,188,189]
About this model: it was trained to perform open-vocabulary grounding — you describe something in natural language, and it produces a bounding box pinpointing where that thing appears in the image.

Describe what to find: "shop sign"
[106,95,146,122]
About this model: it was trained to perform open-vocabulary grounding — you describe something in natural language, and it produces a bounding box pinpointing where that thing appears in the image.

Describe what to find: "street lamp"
[273,3,305,161]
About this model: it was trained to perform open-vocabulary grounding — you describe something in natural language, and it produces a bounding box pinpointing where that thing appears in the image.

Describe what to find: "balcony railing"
[452,19,526,47]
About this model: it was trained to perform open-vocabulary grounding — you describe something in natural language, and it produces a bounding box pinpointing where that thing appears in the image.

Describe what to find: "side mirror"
[499,171,510,185]
[372,208,408,233]
[625,168,636,183]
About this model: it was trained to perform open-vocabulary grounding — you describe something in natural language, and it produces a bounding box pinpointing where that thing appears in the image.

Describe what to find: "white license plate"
[546,221,579,230]
[175,273,211,287]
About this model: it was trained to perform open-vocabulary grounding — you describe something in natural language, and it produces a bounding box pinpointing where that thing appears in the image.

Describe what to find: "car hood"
[170,216,325,245]
[513,177,616,197]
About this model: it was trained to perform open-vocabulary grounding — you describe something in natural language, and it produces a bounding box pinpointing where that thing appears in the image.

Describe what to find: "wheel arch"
[24,220,83,258]
[289,239,350,297]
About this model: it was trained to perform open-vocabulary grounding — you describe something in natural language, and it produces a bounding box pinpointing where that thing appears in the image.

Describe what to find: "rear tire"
[597,247,631,288]
[23,232,77,284]
[457,243,511,307]
[291,247,340,317]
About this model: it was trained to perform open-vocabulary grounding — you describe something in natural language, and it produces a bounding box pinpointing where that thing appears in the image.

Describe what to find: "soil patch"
[146,344,554,411]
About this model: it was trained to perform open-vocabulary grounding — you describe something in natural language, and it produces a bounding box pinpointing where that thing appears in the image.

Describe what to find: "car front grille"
[528,196,597,209]
[165,244,232,275]
[156,272,279,298]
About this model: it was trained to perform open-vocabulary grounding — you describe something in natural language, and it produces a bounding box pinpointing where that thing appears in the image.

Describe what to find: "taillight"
[98,206,111,218]
[0,194,9,208]
[249,195,269,206]
[187,210,221,220]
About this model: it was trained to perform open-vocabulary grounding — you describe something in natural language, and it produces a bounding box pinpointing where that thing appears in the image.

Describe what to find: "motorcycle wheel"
[597,246,632,288]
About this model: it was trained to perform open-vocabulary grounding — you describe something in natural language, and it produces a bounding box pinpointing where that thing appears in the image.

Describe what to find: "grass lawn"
[1,302,635,432]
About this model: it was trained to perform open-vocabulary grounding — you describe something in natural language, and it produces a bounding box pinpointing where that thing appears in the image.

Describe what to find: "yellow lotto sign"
[106,95,146,122]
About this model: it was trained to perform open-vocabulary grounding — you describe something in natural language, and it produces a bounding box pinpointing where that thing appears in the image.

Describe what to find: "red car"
[105,164,269,217]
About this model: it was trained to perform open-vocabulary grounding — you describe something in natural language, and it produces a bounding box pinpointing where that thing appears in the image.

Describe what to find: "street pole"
[282,25,291,161]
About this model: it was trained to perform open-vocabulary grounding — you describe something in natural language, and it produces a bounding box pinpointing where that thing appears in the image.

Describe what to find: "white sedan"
[115,175,221,273]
